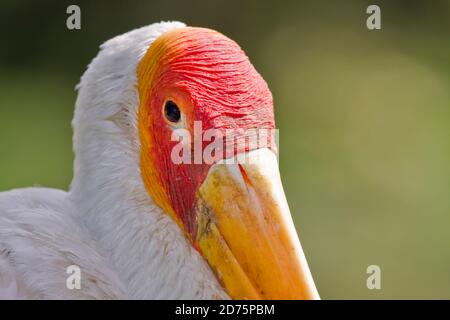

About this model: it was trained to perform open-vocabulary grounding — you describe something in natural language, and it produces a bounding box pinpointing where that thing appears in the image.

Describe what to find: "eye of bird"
[164,100,181,123]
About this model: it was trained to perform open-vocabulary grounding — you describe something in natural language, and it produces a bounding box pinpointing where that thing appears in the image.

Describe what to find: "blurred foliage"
[0,0,449,298]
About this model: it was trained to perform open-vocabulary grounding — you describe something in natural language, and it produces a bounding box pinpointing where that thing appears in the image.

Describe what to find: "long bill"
[195,148,320,300]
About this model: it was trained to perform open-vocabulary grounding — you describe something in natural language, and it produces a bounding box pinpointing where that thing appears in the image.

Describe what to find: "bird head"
[136,26,319,299]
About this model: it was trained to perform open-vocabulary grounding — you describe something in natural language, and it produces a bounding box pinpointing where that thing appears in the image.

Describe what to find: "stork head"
[136,26,319,299]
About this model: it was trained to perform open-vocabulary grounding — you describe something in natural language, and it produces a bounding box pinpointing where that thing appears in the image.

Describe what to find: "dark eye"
[164,100,181,123]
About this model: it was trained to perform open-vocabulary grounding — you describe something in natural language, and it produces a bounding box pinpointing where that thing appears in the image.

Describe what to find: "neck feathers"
[69,22,227,299]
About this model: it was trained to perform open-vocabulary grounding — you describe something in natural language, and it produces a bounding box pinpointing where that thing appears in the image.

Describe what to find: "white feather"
[0,21,228,300]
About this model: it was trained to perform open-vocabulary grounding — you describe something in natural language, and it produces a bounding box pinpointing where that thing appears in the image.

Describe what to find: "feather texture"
[0,21,228,299]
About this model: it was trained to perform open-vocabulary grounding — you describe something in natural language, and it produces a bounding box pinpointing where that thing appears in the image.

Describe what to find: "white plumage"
[0,21,228,299]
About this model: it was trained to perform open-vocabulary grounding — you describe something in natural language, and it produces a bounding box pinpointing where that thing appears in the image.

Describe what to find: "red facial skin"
[140,27,275,240]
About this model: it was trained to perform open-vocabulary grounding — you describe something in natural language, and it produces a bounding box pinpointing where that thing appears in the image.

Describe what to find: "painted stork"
[0,21,319,300]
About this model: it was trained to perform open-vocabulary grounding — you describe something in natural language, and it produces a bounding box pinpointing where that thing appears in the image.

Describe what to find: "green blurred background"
[0,0,449,299]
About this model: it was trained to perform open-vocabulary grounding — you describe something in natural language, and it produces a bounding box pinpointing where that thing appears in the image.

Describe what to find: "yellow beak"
[195,148,320,300]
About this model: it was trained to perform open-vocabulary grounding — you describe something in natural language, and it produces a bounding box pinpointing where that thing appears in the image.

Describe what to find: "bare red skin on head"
[140,27,275,239]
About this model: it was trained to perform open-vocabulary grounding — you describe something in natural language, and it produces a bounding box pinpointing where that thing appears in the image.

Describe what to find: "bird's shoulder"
[0,187,127,299]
